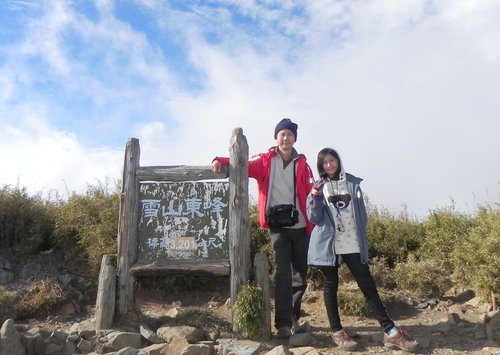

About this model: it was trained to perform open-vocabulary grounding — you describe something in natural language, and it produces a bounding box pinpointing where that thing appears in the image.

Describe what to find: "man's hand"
[211,159,222,173]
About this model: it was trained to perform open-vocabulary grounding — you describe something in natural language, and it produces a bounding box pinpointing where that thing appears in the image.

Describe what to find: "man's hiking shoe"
[291,320,306,335]
[383,329,418,352]
[276,326,291,338]
[332,329,357,351]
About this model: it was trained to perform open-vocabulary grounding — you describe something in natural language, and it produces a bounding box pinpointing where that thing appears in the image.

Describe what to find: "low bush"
[0,186,55,257]
[452,206,500,303]
[337,287,396,316]
[367,207,423,266]
[53,181,119,277]
[419,207,477,270]
[394,255,452,298]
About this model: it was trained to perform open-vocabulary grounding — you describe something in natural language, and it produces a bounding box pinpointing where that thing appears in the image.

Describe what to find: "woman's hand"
[311,180,324,197]
[311,187,322,197]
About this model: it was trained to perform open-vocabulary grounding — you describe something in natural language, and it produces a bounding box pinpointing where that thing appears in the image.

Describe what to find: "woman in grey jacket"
[307,148,418,352]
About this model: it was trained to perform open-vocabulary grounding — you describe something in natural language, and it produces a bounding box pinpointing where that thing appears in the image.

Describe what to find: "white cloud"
[0,123,122,198]
[0,0,499,217]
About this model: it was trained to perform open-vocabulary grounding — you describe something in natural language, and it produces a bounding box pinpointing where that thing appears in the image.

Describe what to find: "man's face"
[275,129,296,151]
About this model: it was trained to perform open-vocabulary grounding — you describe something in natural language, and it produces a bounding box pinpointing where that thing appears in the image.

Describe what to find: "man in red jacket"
[211,118,314,338]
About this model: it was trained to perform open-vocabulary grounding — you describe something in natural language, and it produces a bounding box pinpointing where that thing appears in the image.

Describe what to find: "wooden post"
[228,128,250,333]
[117,138,140,314]
[95,255,116,330]
[253,252,271,340]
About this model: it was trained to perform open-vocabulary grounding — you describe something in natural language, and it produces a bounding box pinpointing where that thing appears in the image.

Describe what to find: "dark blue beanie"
[274,118,298,140]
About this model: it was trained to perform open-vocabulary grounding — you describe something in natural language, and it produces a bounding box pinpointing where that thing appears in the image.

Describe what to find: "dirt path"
[134,276,497,354]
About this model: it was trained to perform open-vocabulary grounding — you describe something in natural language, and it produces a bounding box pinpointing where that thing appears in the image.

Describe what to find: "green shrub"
[233,282,266,338]
[337,287,396,316]
[367,207,423,266]
[53,181,119,277]
[419,207,477,269]
[394,254,452,298]
[452,206,500,302]
[0,186,56,257]
[338,288,370,316]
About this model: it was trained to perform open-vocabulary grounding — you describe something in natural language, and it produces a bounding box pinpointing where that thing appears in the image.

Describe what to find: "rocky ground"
[134,275,499,354]
[1,249,499,354]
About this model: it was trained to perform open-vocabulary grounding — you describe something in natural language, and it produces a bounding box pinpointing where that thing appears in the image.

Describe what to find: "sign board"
[138,181,229,263]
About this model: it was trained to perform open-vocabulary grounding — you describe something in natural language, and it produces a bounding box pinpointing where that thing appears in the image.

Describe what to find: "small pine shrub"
[394,254,452,298]
[233,282,266,339]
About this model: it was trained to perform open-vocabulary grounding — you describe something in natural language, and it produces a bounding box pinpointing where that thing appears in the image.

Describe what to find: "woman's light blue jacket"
[307,173,370,266]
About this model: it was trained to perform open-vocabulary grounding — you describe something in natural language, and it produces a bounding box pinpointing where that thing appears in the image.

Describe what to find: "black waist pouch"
[266,204,299,228]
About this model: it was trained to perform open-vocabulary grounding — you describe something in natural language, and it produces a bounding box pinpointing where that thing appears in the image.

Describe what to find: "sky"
[0,0,499,219]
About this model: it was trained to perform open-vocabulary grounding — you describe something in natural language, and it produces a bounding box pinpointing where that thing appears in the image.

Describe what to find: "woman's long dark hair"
[317,148,341,180]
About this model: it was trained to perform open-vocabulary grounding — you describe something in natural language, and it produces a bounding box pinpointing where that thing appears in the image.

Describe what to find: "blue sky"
[1,0,499,218]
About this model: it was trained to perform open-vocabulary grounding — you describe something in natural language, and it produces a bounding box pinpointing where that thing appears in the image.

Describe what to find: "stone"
[289,347,321,355]
[157,325,204,344]
[0,318,25,355]
[140,324,164,344]
[117,346,140,355]
[485,311,500,341]
[138,343,167,355]
[217,338,266,355]
[181,343,212,355]
[264,344,292,355]
[288,333,315,347]
[107,331,142,350]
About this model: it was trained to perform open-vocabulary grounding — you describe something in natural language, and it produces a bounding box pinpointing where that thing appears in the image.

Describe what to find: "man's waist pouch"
[266,204,299,228]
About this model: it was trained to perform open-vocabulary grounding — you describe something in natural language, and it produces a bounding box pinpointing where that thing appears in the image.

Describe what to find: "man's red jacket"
[214,146,315,235]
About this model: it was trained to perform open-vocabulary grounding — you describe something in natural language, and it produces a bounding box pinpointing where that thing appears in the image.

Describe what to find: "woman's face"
[322,153,339,177]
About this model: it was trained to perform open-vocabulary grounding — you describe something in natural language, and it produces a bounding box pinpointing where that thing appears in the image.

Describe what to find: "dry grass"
[14,279,67,319]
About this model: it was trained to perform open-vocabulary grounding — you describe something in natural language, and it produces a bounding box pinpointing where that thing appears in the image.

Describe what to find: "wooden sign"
[137,181,229,262]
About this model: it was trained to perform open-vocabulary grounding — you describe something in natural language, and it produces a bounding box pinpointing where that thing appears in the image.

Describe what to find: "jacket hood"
[317,147,345,181]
